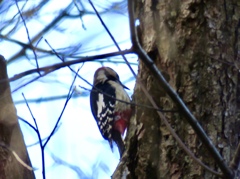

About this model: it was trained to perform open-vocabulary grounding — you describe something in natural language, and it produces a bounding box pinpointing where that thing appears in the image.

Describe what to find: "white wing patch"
[107,81,131,112]
[97,93,105,119]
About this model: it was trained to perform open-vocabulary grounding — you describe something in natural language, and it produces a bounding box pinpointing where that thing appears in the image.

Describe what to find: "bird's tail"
[112,131,125,157]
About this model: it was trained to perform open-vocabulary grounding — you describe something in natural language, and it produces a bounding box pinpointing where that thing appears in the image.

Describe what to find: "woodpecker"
[90,67,132,157]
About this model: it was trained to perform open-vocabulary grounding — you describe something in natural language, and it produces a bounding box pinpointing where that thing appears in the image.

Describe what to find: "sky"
[1,0,137,178]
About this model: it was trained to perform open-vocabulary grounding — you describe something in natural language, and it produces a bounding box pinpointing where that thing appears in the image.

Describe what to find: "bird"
[90,67,132,157]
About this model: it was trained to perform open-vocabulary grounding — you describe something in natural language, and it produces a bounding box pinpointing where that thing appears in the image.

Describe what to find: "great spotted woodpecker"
[90,67,132,157]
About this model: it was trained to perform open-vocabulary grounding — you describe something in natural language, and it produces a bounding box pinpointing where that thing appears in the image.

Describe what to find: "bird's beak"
[120,82,129,90]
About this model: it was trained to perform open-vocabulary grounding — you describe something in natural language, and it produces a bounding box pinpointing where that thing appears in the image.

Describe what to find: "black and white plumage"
[90,67,132,157]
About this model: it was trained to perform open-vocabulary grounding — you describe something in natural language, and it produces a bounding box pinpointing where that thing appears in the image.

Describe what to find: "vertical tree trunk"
[114,1,240,178]
[0,55,35,179]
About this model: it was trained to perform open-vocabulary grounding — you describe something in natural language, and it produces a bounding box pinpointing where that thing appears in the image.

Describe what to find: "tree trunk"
[113,0,240,178]
[0,55,35,179]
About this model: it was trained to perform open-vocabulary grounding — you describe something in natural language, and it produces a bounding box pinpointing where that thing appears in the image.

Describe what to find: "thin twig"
[22,93,46,179]
[73,0,86,30]
[128,0,233,178]
[18,116,37,133]
[11,69,50,93]
[8,48,133,82]
[49,150,86,178]
[5,48,133,93]
[80,86,178,113]
[15,0,39,73]
[14,93,85,104]
[43,67,80,148]
[18,116,62,148]
[8,2,74,64]
[88,0,135,76]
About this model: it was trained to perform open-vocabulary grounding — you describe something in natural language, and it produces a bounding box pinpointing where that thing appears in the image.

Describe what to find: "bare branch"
[22,94,46,179]
[18,116,37,133]
[15,0,39,72]
[73,0,86,30]
[14,93,86,105]
[88,0,135,77]
[8,48,133,82]
[5,48,133,93]
[49,150,88,178]
[7,2,74,64]
[18,116,62,148]
[43,67,80,148]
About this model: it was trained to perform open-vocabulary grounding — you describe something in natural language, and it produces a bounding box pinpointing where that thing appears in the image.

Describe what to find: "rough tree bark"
[0,55,35,179]
[113,0,240,179]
